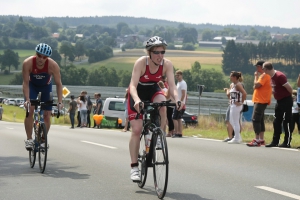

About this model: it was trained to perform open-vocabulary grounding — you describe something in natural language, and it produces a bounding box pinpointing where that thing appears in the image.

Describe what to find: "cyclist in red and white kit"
[128,36,184,181]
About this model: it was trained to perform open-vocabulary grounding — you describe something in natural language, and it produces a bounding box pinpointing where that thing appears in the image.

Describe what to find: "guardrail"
[0,85,276,120]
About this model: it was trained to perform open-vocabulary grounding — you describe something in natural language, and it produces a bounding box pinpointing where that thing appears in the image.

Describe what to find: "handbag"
[242,102,249,112]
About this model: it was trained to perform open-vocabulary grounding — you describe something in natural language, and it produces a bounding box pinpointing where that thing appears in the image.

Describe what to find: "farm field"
[0,48,223,84]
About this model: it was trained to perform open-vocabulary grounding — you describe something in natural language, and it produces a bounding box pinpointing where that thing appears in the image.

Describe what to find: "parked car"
[14,98,24,106]
[182,111,198,127]
[52,106,66,116]
[102,97,126,127]
[0,97,7,103]
[5,98,16,105]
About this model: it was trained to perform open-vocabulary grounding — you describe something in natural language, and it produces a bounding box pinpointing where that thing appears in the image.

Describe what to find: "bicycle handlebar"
[135,100,181,120]
[25,100,60,118]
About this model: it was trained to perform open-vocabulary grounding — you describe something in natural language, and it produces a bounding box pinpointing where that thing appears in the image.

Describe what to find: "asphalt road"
[1,121,300,200]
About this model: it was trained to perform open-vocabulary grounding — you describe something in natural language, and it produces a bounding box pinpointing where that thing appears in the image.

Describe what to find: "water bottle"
[145,131,152,154]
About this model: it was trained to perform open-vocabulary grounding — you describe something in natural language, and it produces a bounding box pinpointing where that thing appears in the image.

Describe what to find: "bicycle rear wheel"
[38,123,48,173]
[152,128,169,199]
[137,132,148,188]
[29,123,37,168]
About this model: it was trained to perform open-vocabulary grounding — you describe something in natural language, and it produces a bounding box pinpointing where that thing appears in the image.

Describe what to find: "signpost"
[62,87,71,123]
[197,85,205,116]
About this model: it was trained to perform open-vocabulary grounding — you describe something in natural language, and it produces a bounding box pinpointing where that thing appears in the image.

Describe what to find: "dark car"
[182,111,198,127]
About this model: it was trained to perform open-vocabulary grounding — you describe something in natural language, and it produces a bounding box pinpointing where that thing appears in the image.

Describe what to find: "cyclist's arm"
[22,57,32,102]
[129,57,144,103]
[164,61,179,103]
[49,59,63,104]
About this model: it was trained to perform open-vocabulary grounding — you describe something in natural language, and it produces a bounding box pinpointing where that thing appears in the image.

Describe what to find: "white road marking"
[5,127,14,129]
[256,186,300,199]
[81,140,117,149]
[194,138,222,142]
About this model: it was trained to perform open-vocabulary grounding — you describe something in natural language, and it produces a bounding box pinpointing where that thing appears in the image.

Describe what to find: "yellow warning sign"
[62,86,70,98]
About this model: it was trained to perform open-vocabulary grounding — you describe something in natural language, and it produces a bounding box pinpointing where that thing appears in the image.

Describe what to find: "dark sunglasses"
[151,51,165,55]
[36,53,48,59]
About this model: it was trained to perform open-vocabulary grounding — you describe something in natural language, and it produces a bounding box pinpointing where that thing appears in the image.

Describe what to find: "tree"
[201,29,213,41]
[191,61,201,74]
[0,49,19,73]
[9,72,23,85]
[59,41,73,66]
[46,20,60,33]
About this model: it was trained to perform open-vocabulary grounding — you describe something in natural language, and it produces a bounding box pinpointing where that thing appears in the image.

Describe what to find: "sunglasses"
[36,53,48,59]
[151,51,165,55]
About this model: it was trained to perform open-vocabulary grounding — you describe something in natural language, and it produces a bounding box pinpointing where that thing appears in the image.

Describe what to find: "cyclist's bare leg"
[129,119,143,163]
[43,110,52,133]
[153,94,167,131]
[178,119,183,135]
[24,106,35,140]
[173,119,178,134]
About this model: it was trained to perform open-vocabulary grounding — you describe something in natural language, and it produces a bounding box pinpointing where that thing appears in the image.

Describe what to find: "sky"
[1,0,300,29]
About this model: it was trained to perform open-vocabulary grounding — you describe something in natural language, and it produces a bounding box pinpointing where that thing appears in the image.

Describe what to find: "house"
[198,41,222,48]
[75,34,84,38]
[213,36,236,41]
[52,33,60,38]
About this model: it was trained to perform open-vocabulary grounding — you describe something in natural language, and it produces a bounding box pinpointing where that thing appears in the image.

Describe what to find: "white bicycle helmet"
[145,36,167,50]
[35,43,52,57]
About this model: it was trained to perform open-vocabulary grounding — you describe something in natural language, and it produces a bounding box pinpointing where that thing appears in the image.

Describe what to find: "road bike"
[136,100,179,199]
[26,92,59,173]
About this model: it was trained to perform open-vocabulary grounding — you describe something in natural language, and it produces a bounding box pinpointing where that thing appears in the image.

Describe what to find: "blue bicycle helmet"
[145,36,167,50]
[35,43,52,57]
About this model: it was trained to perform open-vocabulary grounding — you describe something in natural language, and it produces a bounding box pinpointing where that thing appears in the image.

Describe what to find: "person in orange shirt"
[247,61,272,147]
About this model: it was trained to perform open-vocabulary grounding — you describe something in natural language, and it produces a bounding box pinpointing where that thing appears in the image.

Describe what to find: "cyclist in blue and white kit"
[22,43,63,150]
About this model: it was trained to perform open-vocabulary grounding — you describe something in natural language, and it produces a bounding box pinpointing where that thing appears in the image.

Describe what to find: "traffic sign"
[62,86,70,98]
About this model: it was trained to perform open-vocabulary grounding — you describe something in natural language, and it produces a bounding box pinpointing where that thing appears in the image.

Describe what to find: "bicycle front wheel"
[38,123,48,173]
[29,123,37,168]
[152,128,169,199]
[137,132,148,188]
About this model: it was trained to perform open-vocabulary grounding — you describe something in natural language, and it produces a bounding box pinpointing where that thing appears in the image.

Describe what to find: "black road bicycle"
[136,100,179,199]
[26,92,59,173]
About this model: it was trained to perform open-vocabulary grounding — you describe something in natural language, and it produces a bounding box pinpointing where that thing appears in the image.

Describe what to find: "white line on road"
[5,127,14,129]
[81,140,117,149]
[256,186,300,200]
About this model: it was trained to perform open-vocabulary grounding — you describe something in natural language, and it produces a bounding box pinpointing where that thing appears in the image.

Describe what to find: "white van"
[102,97,126,127]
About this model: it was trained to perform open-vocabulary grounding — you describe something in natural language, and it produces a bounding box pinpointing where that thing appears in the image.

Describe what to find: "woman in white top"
[77,95,87,127]
[228,71,247,144]
[291,93,300,133]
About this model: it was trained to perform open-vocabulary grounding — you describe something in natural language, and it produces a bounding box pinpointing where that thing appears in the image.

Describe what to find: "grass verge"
[2,104,300,149]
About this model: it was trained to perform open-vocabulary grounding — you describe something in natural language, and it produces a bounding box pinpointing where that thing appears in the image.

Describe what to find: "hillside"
[2,15,300,34]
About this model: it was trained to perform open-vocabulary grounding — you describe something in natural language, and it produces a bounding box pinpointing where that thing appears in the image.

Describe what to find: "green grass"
[2,104,300,148]
[0,73,16,85]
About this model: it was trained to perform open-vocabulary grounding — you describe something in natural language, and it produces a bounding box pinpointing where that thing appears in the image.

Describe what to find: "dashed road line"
[81,140,117,149]
[256,186,300,199]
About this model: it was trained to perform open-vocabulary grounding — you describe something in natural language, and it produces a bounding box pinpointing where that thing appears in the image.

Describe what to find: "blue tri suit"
[28,56,53,110]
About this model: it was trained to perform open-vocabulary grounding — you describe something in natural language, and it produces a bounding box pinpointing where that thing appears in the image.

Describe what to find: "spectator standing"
[93,93,103,128]
[263,62,293,148]
[247,61,272,147]
[172,70,187,138]
[67,95,77,129]
[76,100,81,127]
[77,95,87,128]
[0,105,3,120]
[223,82,235,142]
[290,90,300,134]
[122,89,130,132]
[228,71,247,144]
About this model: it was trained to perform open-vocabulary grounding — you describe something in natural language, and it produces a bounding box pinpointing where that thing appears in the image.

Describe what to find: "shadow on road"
[0,156,90,180]
[136,187,213,200]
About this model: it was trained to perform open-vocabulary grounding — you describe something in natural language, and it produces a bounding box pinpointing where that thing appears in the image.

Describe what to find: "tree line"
[222,40,300,79]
